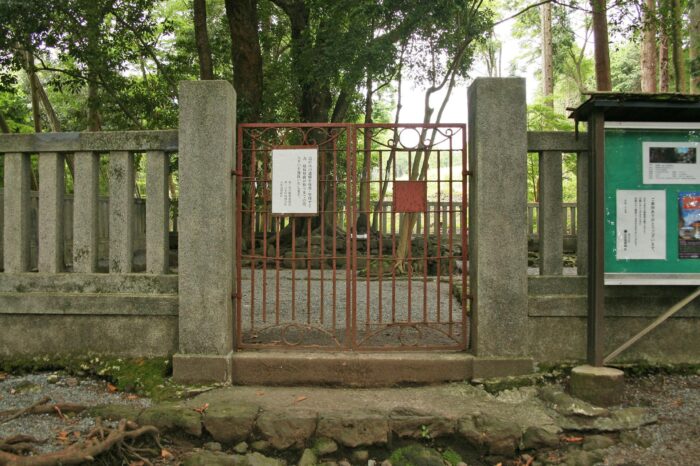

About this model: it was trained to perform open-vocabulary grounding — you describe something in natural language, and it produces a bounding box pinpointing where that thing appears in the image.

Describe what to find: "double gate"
[235,123,469,350]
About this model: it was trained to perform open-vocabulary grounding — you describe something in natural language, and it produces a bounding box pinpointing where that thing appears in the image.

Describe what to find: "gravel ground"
[1,371,699,464]
[0,372,151,454]
[239,269,466,347]
[601,374,700,466]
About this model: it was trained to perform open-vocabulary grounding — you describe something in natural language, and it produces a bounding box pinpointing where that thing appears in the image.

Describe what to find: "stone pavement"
[91,382,657,465]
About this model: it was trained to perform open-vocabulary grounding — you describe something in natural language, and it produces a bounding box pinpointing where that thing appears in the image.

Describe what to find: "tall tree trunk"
[194,0,214,80]
[357,70,373,235]
[87,77,102,131]
[691,0,700,93]
[640,0,658,92]
[590,0,612,91]
[372,61,404,232]
[25,51,42,133]
[0,111,10,133]
[225,0,263,122]
[670,0,686,92]
[541,2,554,106]
[659,27,670,91]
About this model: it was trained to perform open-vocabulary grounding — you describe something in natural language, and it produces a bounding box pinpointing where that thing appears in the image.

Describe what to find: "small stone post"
[468,78,530,359]
[38,152,65,273]
[173,80,236,384]
[538,151,564,275]
[3,153,31,272]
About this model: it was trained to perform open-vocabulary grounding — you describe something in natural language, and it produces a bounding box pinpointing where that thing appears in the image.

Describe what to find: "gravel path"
[602,373,700,466]
[239,269,467,347]
[0,372,150,453]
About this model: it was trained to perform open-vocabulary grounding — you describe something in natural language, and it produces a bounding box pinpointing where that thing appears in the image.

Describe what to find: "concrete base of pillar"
[173,352,233,384]
[570,364,625,406]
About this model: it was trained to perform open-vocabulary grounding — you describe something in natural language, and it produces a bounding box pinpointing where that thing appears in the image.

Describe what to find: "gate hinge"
[231,169,243,177]
[231,292,239,299]
[462,170,472,176]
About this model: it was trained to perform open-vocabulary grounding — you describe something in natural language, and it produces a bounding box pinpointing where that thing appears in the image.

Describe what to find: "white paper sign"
[616,190,666,260]
[643,141,700,184]
[271,148,318,215]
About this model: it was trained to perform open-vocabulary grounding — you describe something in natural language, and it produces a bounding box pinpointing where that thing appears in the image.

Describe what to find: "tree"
[640,0,658,92]
[194,0,215,80]
[692,0,700,92]
[541,2,554,105]
[591,0,612,90]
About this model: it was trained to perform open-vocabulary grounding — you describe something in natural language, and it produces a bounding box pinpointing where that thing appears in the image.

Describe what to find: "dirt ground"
[0,370,698,465]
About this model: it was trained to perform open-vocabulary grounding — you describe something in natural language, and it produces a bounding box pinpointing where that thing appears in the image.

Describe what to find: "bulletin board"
[604,122,700,284]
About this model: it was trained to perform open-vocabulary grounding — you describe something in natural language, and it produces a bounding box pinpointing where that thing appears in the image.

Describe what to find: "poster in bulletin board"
[604,122,700,284]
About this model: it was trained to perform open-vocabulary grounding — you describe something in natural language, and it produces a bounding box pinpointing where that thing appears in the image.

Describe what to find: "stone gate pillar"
[468,78,529,359]
[173,80,237,383]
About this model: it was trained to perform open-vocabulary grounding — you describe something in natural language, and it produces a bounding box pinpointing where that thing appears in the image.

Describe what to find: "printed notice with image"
[678,192,700,259]
[616,190,666,260]
[643,141,700,184]
[271,147,318,215]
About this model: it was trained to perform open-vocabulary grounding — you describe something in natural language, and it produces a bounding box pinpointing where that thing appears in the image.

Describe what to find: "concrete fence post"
[576,152,589,276]
[38,152,65,273]
[539,151,564,275]
[3,153,31,272]
[468,78,529,358]
[173,80,236,384]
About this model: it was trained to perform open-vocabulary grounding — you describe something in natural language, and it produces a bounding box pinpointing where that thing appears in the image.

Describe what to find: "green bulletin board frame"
[604,122,700,284]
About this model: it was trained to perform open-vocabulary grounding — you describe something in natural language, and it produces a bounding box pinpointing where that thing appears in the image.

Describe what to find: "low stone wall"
[527,276,700,363]
[0,273,178,358]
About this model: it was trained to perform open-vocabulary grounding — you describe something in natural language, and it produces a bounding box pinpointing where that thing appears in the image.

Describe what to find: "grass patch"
[0,355,182,401]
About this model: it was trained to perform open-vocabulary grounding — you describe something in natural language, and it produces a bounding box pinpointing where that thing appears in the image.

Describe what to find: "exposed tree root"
[0,402,86,423]
[0,419,161,466]
[0,398,50,425]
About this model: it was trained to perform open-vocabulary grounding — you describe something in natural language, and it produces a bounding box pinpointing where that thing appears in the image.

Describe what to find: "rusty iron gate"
[235,123,469,350]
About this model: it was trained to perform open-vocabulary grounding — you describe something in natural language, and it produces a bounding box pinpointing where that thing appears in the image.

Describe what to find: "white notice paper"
[616,190,666,260]
[271,147,318,215]
[643,141,700,184]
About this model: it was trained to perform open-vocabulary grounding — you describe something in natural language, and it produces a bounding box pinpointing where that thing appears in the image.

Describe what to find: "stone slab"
[570,364,625,407]
[230,352,473,386]
[173,352,234,384]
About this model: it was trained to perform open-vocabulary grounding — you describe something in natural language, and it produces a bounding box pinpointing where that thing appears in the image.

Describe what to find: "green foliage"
[0,354,179,401]
[611,40,642,92]
[441,447,463,466]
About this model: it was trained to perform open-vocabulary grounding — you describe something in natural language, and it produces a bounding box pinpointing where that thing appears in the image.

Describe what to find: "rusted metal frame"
[348,124,357,349]
[249,138,257,333]
[332,134,338,339]
[407,149,413,323]
[319,133,326,327]
[377,147,384,325]
[436,149,442,324]
[423,156,430,324]
[461,127,469,350]
[262,147,269,324]
[235,125,244,349]
[391,151,397,324]
[588,112,605,366]
[448,136,454,333]
[364,128,372,333]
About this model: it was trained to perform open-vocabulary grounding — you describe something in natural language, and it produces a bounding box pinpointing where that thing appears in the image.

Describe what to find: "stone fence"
[1,79,698,384]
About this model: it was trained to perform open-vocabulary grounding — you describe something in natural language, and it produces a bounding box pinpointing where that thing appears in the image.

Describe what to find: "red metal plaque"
[393,181,427,213]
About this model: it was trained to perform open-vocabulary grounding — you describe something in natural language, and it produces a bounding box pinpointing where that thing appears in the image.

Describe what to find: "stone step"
[0,291,177,316]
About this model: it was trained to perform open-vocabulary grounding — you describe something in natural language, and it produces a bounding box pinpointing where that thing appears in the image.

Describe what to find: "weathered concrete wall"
[0,315,177,357]
[527,276,700,363]
[0,273,178,357]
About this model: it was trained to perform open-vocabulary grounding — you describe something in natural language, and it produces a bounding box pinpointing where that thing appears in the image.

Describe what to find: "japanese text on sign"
[271,147,318,215]
[616,190,666,260]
